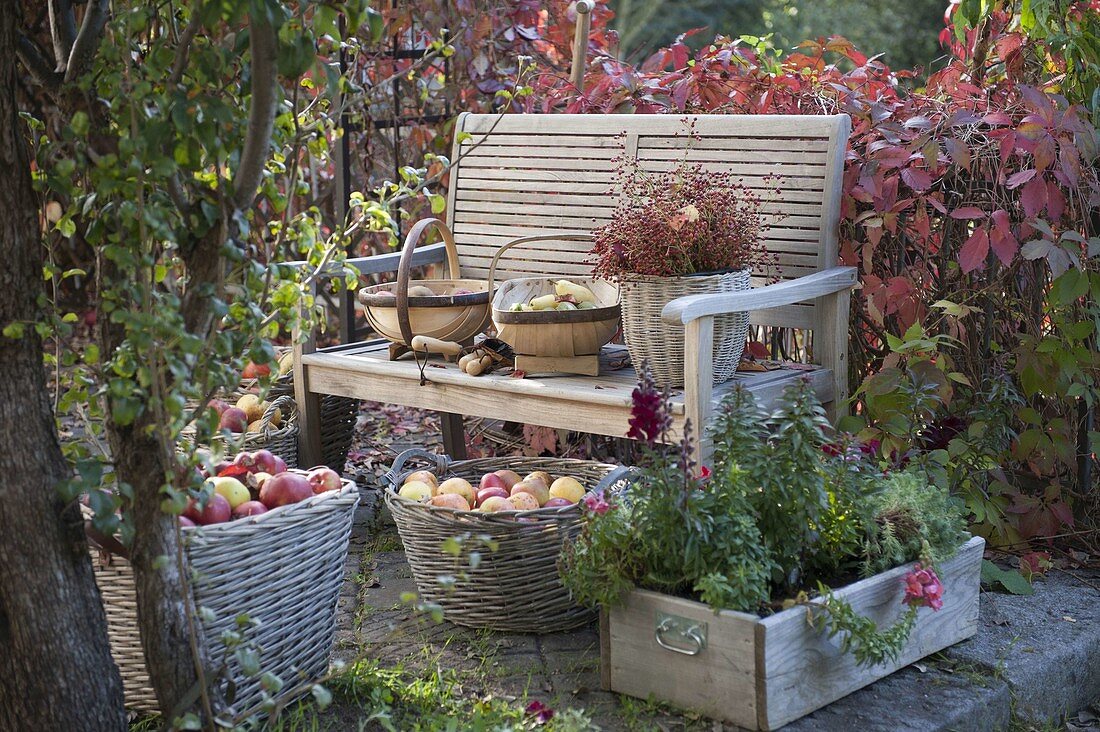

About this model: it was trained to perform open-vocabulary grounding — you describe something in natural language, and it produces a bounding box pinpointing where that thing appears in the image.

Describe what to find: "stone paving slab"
[335,481,1100,730]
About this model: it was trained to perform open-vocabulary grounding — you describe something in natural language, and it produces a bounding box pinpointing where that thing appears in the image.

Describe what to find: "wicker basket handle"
[396,218,462,345]
[485,232,594,297]
[592,464,640,497]
[257,394,297,434]
[382,448,451,486]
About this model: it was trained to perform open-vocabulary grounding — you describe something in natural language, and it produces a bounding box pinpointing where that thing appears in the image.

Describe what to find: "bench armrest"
[283,242,449,278]
[661,267,858,325]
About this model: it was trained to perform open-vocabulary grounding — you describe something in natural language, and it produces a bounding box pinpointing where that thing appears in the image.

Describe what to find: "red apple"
[272,455,288,474]
[182,498,203,523]
[479,473,508,492]
[544,497,573,508]
[307,466,341,494]
[475,486,509,507]
[209,399,230,416]
[429,493,471,510]
[196,493,232,525]
[493,470,522,490]
[232,500,269,518]
[259,472,312,508]
[179,515,196,528]
[219,407,248,433]
[233,449,279,475]
[242,362,271,379]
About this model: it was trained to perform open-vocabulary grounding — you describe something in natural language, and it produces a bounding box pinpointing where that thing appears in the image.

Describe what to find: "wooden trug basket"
[358,218,491,359]
[488,233,620,376]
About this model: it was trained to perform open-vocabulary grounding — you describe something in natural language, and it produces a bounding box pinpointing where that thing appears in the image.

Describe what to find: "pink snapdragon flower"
[903,564,944,611]
[583,493,611,515]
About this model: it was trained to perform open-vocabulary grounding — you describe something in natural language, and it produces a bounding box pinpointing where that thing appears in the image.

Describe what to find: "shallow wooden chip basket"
[358,218,491,357]
[87,476,360,715]
[382,448,634,633]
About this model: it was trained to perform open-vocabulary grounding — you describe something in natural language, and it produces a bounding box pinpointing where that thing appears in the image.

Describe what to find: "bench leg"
[440,412,467,460]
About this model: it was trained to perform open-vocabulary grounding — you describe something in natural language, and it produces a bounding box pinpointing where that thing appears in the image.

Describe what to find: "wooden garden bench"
[292,113,855,464]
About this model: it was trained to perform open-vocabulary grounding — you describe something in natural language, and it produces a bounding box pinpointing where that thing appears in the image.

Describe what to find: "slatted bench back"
[446,113,850,331]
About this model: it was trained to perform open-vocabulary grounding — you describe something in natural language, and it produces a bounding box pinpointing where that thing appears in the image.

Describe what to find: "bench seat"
[302,341,832,443]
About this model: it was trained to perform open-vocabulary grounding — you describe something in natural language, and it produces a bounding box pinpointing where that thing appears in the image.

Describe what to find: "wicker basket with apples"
[383,448,634,633]
[86,451,359,714]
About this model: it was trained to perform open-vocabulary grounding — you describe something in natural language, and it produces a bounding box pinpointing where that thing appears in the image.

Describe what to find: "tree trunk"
[0,5,126,730]
[105,413,212,719]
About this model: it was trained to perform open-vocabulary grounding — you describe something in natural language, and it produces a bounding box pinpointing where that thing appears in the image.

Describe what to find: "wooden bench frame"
[293,113,855,465]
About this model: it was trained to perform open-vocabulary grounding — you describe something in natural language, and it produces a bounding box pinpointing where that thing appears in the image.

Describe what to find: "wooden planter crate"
[601,536,985,730]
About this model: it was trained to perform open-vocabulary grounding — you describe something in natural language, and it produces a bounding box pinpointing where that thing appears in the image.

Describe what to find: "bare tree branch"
[16,33,61,91]
[231,11,278,211]
[47,0,77,70]
[63,0,109,84]
[168,13,201,86]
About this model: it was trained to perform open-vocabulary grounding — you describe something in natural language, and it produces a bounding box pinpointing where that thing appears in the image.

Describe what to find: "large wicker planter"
[382,449,633,633]
[621,269,751,388]
[89,478,360,715]
[601,536,985,730]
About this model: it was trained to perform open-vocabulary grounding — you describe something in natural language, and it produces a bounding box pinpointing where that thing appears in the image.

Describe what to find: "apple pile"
[180,449,343,528]
[507,279,599,313]
[396,468,587,513]
[208,394,285,434]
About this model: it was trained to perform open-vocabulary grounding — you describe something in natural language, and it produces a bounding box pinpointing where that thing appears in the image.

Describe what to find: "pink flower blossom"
[525,700,554,723]
[903,563,944,611]
[583,493,611,515]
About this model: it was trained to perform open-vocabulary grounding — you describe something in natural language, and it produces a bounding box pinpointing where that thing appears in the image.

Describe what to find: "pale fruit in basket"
[398,481,433,502]
[438,478,475,505]
[429,493,471,511]
[493,469,522,489]
[479,496,515,513]
[437,477,474,500]
[577,301,598,310]
[549,477,586,504]
[524,471,553,488]
[210,476,250,509]
[404,470,438,488]
[511,480,550,506]
[555,301,577,311]
[509,492,540,511]
[544,497,574,508]
[278,351,294,376]
[529,294,558,310]
[236,394,264,422]
[375,290,395,298]
[554,280,596,304]
[408,285,437,297]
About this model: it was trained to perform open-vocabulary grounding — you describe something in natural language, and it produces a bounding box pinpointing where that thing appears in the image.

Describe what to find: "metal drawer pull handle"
[655,617,707,655]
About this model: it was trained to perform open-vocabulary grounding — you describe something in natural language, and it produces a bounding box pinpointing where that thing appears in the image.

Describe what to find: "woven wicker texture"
[89,478,360,715]
[382,449,633,633]
[268,378,358,473]
[621,270,751,388]
[180,394,300,469]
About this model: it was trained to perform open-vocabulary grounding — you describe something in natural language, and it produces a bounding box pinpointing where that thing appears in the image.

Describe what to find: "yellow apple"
[509,492,540,511]
[429,493,471,511]
[398,481,433,502]
[511,480,550,506]
[210,476,250,509]
[436,477,474,502]
[524,471,552,488]
[478,496,516,513]
[549,476,585,504]
[404,470,438,488]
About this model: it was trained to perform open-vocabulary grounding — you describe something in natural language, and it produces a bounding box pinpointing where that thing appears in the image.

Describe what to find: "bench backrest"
[446,113,850,331]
